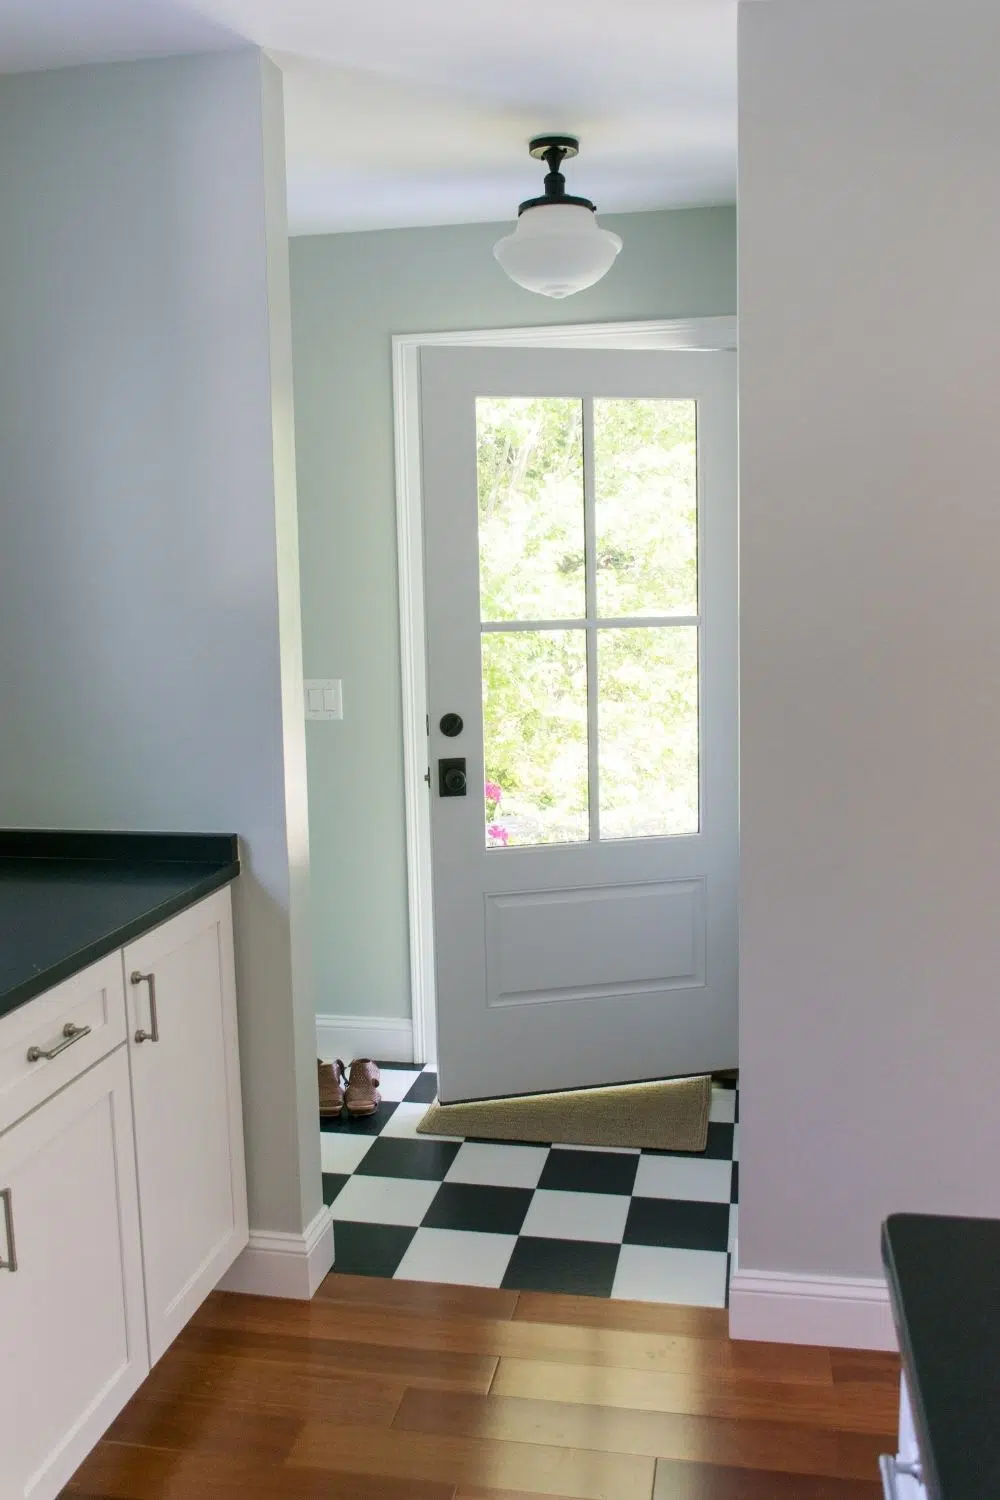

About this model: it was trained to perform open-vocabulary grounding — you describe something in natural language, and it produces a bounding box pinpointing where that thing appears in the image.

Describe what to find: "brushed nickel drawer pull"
[26,1021,92,1063]
[0,1188,17,1273]
[131,970,160,1043]
[879,1454,924,1498]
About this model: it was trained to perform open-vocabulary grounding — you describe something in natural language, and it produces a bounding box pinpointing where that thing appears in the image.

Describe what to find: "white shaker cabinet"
[0,1046,148,1500]
[124,886,248,1364]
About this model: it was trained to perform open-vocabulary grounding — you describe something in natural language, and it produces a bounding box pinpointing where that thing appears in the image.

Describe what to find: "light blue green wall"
[289,206,737,1025]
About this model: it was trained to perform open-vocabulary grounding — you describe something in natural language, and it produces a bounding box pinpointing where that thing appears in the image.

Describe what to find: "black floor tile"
[322,1172,350,1206]
[329,1221,416,1278]
[644,1122,735,1161]
[423,1182,533,1235]
[320,1101,399,1136]
[501,1237,619,1296]
[404,1071,439,1103]
[624,1196,730,1252]
[730,1160,739,1203]
[355,1135,460,1181]
[538,1148,639,1197]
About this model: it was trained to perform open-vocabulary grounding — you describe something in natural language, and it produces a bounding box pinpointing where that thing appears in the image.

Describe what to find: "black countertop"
[0,830,240,1019]
[882,1213,1000,1500]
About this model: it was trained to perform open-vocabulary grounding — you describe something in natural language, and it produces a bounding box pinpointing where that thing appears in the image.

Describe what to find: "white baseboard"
[729,1250,895,1351]
[218,1206,334,1301]
[316,1013,415,1065]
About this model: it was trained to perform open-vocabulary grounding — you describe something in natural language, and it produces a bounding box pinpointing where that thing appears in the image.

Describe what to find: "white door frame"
[392,315,738,1065]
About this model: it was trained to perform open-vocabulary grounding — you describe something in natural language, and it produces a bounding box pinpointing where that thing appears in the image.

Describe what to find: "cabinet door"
[124,885,247,1364]
[0,1046,148,1500]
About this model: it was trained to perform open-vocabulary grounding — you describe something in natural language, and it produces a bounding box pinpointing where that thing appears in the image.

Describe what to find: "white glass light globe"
[493,203,623,298]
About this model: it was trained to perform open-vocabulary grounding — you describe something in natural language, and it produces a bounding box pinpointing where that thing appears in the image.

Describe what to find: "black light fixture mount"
[493,133,622,298]
[518,135,597,215]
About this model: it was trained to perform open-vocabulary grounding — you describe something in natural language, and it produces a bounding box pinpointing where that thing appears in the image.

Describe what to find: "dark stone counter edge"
[0,830,238,865]
[0,859,240,1019]
[881,1215,943,1500]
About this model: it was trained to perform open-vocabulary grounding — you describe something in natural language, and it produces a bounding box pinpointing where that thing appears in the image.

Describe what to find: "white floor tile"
[378,1102,450,1140]
[375,1069,422,1102]
[320,1132,378,1175]
[445,1141,549,1190]
[709,1087,737,1124]
[728,1204,738,1251]
[612,1245,729,1307]
[394,1227,517,1288]
[329,1173,439,1227]
[633,1154,733,1203]
[520,1189,629,1244]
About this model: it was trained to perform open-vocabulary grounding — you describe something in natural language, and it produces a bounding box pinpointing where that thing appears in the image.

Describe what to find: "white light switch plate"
[304,679,343,720]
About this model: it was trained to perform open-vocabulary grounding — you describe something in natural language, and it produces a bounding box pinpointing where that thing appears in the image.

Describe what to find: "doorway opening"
[319,317,738,1307]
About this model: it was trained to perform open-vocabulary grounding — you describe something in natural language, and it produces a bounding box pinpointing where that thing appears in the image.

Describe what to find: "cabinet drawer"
[0,954,127,1134]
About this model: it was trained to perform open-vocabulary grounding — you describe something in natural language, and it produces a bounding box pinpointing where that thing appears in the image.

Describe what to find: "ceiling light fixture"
[494,136,622,299]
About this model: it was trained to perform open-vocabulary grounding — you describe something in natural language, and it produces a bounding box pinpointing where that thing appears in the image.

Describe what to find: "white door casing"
[420,345,738,1102]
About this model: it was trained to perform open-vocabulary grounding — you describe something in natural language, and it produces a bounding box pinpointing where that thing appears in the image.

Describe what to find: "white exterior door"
[421,346,738,1103]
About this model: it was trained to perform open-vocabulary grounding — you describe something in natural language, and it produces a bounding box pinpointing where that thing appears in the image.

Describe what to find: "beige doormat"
[417,1074,711,1153]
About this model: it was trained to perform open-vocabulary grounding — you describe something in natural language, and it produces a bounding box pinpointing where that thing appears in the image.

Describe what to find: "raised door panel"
[0,1046,147,1500]
[124,886,247,1364]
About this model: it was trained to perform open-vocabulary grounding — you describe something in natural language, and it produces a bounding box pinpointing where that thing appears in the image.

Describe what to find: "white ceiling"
[0,0,738,235]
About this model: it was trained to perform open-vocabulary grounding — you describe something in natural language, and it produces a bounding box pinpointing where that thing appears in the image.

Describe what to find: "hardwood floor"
[64,1274,900,1499]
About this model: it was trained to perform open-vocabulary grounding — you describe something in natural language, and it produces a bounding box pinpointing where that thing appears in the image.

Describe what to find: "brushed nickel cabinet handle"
[879,1454,924,1499]
[130,970,159,1043]
[0,1188,17,1273]
[26,1021,92,1063]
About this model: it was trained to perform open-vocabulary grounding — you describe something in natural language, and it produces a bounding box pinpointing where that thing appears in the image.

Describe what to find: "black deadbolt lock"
[439,758,467,797]
[439,712,464,738]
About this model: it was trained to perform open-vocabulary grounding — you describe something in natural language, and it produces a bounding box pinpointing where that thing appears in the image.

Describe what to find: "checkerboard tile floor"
[321,1065,739,1305]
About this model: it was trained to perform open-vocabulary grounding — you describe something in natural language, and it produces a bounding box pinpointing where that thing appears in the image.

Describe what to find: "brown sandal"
[344,1058,381,1117]
[317,1058,346,1118]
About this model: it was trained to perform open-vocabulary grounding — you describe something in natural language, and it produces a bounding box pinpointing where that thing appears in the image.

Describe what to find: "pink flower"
[487,823,510,846]
[485,780,503,804]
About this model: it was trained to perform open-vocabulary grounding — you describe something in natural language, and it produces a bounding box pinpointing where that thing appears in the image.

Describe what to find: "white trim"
[392,316,737,1070]
[315,1012,415,1065]
[218,1205,334,1300]
[729,1254,895,1351]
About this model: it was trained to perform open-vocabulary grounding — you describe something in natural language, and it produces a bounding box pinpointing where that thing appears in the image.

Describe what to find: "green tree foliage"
[476,396,699,846]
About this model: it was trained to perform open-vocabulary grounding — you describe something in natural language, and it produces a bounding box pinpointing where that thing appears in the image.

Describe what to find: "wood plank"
[67,1444,457,1499]
[200,1296,818,1384]
[128,1343,405,1424]
[513,1292,729,1339]
[316,1274,518,1322]
[288,1421,657,1500]
[104,1390,301,1460]
[829,1350,901,1387]
[651,1457,882,1498]
[391,1388,885,1481]
[201,1292,834,1388]
[175,1320,498,1394]
[490,1358,897,1435]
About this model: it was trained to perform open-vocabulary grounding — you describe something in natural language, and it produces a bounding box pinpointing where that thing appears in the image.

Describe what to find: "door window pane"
[482,629,589,847]
[477,397,585,622]
[594,398,697,618]
[597,627,699,838]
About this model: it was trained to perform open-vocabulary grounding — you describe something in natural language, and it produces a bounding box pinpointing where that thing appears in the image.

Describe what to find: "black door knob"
[439,758,467,797]
[440,712,464,738]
